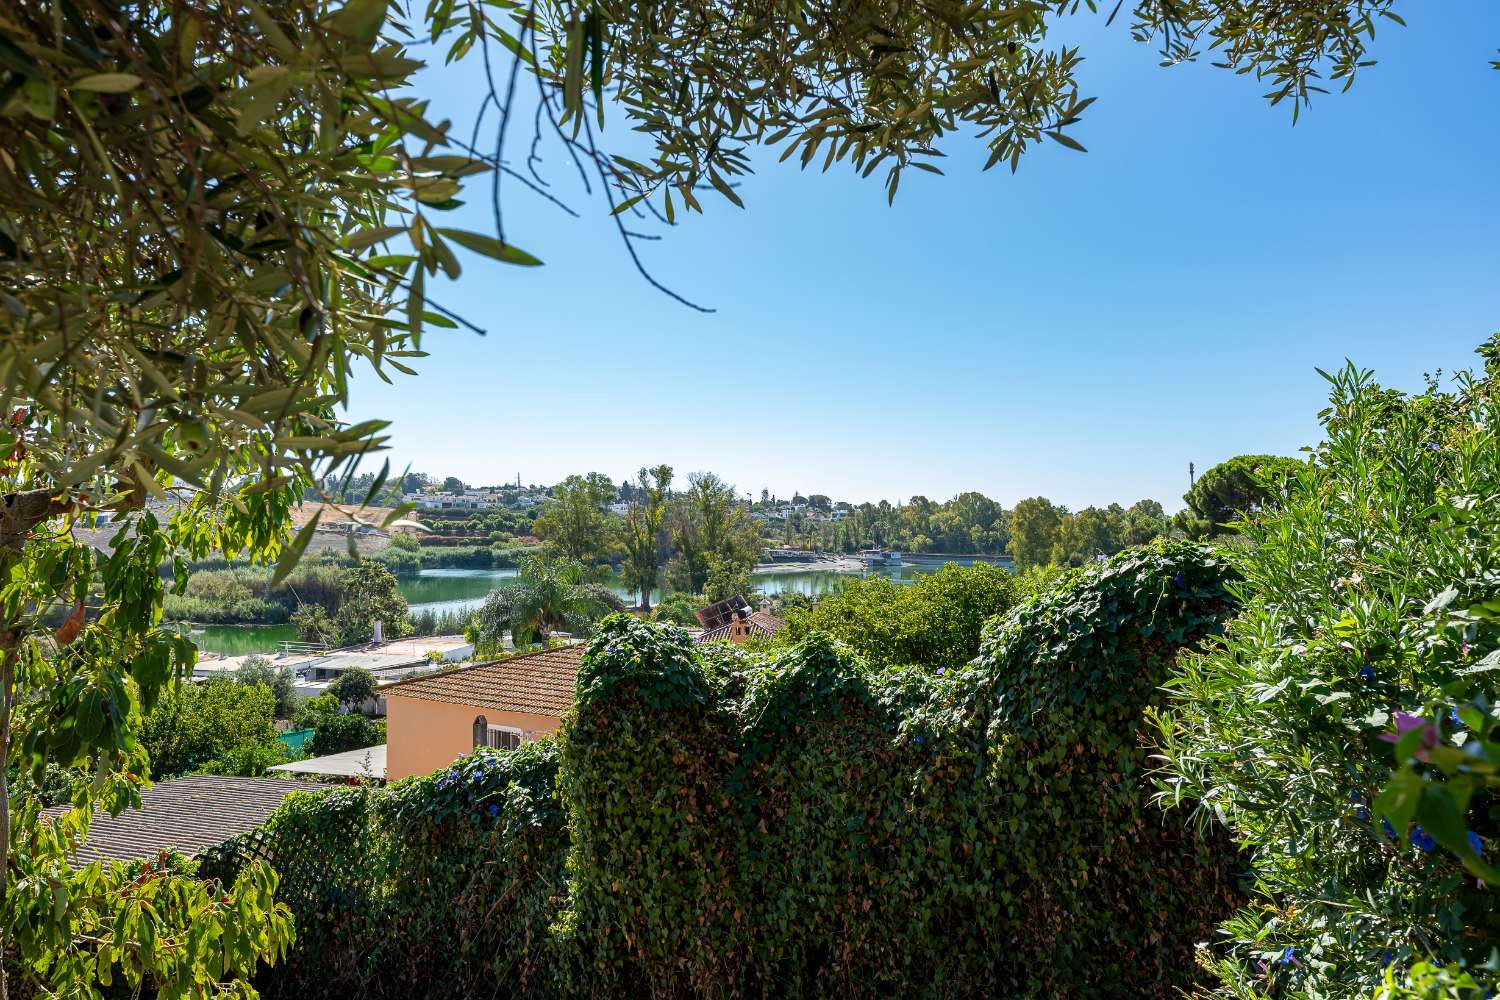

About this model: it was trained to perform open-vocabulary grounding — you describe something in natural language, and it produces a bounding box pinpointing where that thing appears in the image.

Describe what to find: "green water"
[190,559,996,656]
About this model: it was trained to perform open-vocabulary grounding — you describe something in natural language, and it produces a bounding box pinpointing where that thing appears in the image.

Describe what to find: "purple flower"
[1411,826,1437,852]
[1426,442,1441,451]
[1094,555,1108,563]
[937,668,946,676]
[1379,712,1439,761]
[1469,831,1484,857]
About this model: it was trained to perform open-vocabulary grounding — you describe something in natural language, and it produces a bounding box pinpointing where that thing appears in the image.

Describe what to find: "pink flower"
[1380,712,1439,761]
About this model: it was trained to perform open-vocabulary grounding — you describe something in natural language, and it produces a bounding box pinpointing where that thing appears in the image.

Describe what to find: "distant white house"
[415,493,497,511]
[192,635,474,714]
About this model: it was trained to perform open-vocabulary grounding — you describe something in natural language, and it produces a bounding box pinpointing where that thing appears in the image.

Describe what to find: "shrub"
[370,545,422,576]
[138,679,281,779]
[780,560,1019,668]
[650,590,701,625]
[1155,347,1500,996]
[406,607,471,637]
[234,654,298,718]
[305,712,384,758]
[204,745,568,1000]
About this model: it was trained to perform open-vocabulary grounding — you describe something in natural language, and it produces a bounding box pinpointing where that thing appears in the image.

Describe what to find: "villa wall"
[384,695,561,780]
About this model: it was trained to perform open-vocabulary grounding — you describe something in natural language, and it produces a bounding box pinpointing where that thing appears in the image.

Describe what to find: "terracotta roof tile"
[694,611,787,645]
[376,643,584,716]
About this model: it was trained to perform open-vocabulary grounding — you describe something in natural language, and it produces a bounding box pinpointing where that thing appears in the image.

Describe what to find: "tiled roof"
[694,611,787,645]
[41,775,324,865]
[377,643,584,717]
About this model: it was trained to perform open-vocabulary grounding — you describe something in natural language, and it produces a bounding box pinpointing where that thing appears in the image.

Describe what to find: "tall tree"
[534,473,619,566]
[334,562,411,646]
[666,472,760,595]
[1008,497,1063,569]
[1185,455,1304,533]
[622,465,673,610]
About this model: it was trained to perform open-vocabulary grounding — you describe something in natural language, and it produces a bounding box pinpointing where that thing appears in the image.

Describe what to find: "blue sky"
[344,4,1500,511]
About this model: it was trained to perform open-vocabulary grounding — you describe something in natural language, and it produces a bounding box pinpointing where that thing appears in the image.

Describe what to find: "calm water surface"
[190,559,997,656]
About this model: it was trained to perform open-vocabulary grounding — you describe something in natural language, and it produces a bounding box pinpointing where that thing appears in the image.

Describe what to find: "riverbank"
[754,555,864,574]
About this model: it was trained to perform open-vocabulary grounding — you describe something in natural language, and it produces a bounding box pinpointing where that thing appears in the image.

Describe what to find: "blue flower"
[1278,946,1296,965]
[1382,951,1394,968]
[488,803,500,818]
[1451,707,1463,725]
[1382,818,1397,839]
[913,735,924,746]
[1426,442,1441,451]
[937,668,946,676]
[1470,831,1484,856]
[1174,572,1185,588]
[1094,554,1108,563]
[1410,826,1437,852]
[1357,806,1370,821]
[1358,665,1376,682]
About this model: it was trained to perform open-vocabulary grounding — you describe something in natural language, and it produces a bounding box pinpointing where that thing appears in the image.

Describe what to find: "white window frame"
[484,724,523,751]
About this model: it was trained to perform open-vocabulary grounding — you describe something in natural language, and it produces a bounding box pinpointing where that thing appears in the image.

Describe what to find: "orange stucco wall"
[385,695,561,780]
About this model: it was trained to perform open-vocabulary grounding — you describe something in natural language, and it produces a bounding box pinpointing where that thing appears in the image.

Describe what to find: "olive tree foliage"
[0,0,521,991]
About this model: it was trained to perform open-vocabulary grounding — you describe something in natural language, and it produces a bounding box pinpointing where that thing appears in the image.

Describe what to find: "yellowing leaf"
[73,73,142,93]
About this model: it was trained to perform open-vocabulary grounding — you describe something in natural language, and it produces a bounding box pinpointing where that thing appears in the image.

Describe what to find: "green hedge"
[202,743,567,1000]
[560,540,1243,996]
[219,540,1243,997]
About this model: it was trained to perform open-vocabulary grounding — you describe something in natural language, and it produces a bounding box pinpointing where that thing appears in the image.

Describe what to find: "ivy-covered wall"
[223,540,1244,998]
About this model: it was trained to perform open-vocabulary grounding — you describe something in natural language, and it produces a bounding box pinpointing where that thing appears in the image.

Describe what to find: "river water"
[190,558,998,657]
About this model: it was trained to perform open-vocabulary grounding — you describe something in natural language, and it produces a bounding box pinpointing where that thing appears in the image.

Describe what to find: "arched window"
[472,714,488,749]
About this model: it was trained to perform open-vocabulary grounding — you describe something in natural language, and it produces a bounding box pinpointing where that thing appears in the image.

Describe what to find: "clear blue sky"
[344,4,1500,512]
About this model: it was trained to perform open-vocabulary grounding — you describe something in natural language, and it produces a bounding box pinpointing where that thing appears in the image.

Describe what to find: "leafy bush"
[370,545,422,576]
[650,590,701,625]
[1155,346,1500,996]
[235,654,298,718]
[406,606,471,637]
[305,712,384,758]
[205,745,568,1000]
[780,560,1020,668]
[137,679,281,779]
